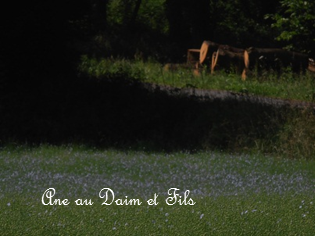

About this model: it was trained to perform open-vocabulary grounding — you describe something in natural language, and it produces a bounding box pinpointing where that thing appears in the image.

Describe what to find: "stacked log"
[198,41,244,65]
[211,48,245,75]
[198,41,221,64]
[308,58,315,73]
[193,41,245,74]
[188,40,244,75]
[186,41,220,76]
[186,40,313,79]
[187,49,200,67]
[187,40,220,68]
[242,47,309,80]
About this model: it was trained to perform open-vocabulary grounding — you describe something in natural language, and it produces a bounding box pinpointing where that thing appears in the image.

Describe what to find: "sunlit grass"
[1,145,315,234]
[79,56,315,102]
[2,194,315,235]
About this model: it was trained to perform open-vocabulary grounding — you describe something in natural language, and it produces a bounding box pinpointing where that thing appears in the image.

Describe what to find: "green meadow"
[1,145,315,235]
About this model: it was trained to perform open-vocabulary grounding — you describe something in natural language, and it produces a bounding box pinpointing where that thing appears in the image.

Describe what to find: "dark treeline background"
[1,0,314,149]
[76,0,283,61]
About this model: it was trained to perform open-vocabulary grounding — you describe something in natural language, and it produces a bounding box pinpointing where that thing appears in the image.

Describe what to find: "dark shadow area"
[1,0,308,153]
[0,72,289,152]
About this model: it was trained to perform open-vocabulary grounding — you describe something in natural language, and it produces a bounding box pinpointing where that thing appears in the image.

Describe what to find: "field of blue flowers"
[1,145,315,235]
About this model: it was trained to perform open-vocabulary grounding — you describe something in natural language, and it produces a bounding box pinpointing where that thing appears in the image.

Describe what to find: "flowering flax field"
[1,145,315,235]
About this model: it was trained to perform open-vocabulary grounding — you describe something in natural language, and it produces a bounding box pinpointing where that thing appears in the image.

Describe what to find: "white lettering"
[99,188,115,205]
[75,198,94,205]
[165,188,195,205]
[41,188,70,205]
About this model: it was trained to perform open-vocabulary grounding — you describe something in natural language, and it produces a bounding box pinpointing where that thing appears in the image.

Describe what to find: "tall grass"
[276,108,315,159]
[79,56,315,102]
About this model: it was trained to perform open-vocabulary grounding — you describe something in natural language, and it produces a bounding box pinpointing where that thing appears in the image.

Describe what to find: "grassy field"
[1,145,315,235]
[79,56,315,103]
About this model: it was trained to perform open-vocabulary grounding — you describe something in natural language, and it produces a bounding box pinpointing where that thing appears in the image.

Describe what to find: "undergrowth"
[276,108,315,159]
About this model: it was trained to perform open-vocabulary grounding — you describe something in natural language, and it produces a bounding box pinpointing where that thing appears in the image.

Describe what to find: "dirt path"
[145,83,315,110]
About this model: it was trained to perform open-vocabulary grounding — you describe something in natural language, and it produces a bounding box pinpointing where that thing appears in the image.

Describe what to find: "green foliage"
[87,0,282,60]
[79,55,145,79]
[107,0,167,31]
[210,0,276,46]
[138,0,169,33]
[267,0,315,55]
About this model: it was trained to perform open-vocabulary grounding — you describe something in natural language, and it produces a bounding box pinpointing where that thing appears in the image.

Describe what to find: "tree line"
[2,0,315,73]
[85,0,315,61]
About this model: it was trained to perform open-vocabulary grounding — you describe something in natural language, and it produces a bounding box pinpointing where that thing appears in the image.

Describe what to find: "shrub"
[276,108,315,159]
